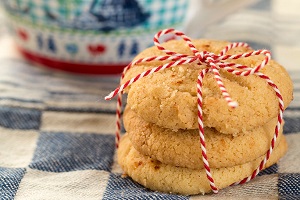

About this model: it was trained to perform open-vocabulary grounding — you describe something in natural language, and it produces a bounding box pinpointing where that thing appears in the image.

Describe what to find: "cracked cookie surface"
[122,39,293,134]
[124,107,284,169]
[118,133,287,195]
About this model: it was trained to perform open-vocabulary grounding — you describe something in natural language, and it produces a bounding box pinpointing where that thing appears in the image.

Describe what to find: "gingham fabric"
[1,0,188,30]
[1,0,300,200]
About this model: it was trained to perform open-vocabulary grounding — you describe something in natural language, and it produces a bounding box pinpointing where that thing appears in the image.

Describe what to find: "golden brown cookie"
[122,39,293,134]
[124,107,284,169]
[118,133,288,195]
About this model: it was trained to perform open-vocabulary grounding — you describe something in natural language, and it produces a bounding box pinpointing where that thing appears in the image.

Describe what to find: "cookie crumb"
[121,173,128,178]
[179,66,184,73]
[134,161,143,168]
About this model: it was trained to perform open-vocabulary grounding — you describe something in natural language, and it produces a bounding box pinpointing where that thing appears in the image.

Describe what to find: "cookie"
[122,39,293,133]
[118,133,287,195]
[124,107,284,169]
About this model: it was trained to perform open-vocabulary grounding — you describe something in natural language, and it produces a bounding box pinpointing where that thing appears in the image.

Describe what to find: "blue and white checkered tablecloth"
[1,0,300,199]
[0,58,298,200]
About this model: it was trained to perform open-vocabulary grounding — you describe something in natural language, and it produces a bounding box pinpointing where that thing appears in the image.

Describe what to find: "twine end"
[105,91,118,101]
[228,101,238,108]
[228,101,239,108]
[104,96,111,101]
[212,189,219,194]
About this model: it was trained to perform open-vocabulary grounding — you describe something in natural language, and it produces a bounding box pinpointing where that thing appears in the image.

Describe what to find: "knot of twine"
[105,29,284,193]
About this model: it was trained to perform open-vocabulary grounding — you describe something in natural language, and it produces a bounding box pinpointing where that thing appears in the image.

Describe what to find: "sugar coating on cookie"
[118,133,287,195]
[122,39,293,133]
[124,107,284,169]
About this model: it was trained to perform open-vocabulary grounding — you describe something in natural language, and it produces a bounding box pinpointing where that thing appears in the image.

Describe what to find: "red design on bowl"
[88,44,106,55]
[17,29,29,41]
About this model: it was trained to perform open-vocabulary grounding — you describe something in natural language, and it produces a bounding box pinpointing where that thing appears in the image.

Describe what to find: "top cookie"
[122,39,293,133]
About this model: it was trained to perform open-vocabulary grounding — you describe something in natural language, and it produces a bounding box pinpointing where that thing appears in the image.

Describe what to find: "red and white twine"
[105,29,284,193]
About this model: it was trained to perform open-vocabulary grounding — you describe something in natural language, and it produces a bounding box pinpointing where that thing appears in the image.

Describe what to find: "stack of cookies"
[117,39,293,195]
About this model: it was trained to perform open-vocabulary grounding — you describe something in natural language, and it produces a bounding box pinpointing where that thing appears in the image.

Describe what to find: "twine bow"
[105,29,284,193]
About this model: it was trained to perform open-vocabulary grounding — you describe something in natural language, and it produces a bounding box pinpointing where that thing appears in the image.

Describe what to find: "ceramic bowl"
[2,0,188,74]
